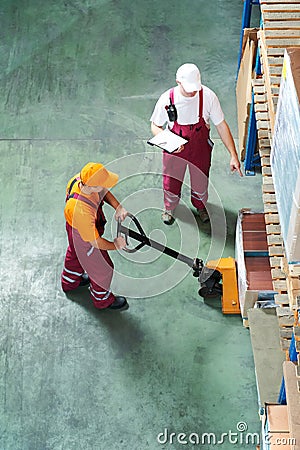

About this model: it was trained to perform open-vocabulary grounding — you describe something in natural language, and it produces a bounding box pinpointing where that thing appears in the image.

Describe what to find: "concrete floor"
[0,1,265,449]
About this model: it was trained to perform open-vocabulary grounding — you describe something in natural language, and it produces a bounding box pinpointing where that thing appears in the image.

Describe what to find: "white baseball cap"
[176,63,202,92]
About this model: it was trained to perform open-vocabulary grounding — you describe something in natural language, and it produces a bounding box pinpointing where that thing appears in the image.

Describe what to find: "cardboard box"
[263,404,292,449]
[266,404,289,432]
[236,29,258,160]
[269,433,292,449]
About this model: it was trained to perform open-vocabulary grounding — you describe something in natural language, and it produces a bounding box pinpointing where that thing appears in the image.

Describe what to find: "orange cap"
[80,162,119,188]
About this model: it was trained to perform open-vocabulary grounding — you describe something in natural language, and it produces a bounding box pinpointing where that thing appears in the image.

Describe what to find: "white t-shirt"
[150,85,224,128]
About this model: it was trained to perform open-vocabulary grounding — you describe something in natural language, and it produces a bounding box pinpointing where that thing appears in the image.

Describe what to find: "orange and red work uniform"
[61,174,116,309]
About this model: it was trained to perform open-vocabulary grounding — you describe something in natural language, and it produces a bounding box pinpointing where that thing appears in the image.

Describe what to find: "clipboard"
[147,128,188,153]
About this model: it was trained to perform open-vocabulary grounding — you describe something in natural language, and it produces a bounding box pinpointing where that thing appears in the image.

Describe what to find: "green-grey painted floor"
[0,1,265,449]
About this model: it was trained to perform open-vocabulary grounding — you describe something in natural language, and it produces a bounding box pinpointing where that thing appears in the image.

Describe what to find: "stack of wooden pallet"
[251,2,300,447]
[258,0,300,132]
[252,75,290,348]
[255,2,300,350]
[236,209,277,326]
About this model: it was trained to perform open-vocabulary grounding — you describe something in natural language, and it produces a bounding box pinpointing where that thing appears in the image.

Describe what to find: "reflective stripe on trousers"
[61,223,115,309]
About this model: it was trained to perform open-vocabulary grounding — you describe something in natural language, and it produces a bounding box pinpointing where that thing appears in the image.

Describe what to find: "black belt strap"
[68,177,79,196]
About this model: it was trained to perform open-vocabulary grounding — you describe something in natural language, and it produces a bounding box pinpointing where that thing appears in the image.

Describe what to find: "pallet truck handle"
[126,213,147,236]
[117,213,147,253]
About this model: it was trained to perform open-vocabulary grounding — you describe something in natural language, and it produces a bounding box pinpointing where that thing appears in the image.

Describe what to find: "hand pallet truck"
[117,213,240,314]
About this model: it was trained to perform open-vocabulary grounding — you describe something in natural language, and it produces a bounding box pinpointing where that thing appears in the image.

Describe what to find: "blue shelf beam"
[278,333,299,405]
[244,91,260,175]
[238,0,262,175]
[237,0,260,75]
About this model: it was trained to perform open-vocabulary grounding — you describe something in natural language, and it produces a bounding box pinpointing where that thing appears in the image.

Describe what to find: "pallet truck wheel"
[198,284,222,299]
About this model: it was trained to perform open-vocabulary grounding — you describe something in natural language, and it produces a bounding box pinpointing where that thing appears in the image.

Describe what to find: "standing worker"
[150,63,242,224]
[61,162,129,311]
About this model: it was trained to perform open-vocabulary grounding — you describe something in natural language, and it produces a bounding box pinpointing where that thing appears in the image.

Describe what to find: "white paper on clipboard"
[147,128,188,153]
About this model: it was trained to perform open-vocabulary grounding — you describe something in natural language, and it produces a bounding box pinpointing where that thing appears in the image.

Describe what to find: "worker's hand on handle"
[230,156,243,177]
[115,205,128,222]
[114,236,127,250]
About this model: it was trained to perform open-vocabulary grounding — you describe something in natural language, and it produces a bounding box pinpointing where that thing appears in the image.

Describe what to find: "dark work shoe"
[197,207,210,223]
[161,210,175,225]
[107,296,129,311]
[79,273,90,287]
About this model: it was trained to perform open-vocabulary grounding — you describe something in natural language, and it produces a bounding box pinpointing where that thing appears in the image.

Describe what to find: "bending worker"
[61,162,129,311]
[150,62,242,225]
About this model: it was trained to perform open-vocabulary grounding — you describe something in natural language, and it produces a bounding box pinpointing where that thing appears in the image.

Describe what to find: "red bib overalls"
[163,88,213,211]
[61,178,115,309]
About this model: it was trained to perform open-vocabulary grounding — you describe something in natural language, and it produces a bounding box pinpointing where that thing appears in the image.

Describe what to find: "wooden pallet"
[253,2,300,439]
[295,322,300,386]
[277,306,295,350]
[281,256,300,308]
[258,2,300,131]
[280,298,300,362]
[253,79,272,161]
[287,277,300,308]
[283,361,300,446]
[274,293,290,307]
[293,320,300,393]
[258,31,280,132]
[257,131,288,296]
[253,44,292,347]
